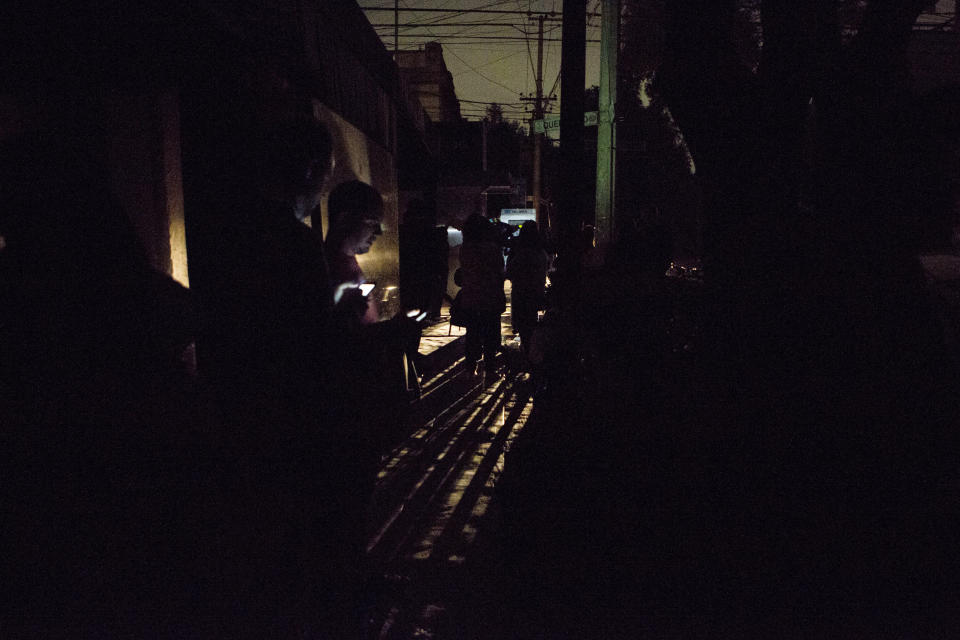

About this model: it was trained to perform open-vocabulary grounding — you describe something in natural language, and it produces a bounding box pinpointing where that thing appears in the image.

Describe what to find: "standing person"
[325,181,423,370]
[326,180,385,326]
[325,179,422,450]
[1,132,210,637]
[193,116,368,638]
[459,213,506,378]
[507,221,548,359]
[399,199,449,321]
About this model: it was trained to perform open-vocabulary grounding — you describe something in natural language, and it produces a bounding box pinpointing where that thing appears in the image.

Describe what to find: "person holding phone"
[325,180,384,325]
[325,180,423,451]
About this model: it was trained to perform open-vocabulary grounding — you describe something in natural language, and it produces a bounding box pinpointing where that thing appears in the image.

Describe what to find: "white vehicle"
[498,208,536,229]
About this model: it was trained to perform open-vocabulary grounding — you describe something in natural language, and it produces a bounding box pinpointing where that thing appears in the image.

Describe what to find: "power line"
[423,94,525,106]
[390,41,540,46]
[443,44,523,93]
[404,1,519,27]
[371,21,528,26]
[387,4,527,96]
[452,49,527,77]
[363,6,554,15]
[460,104,529,110]
[375,26,537,38]
[377,34,600,42]
[366,1,602,116]
[461,106,529,111]
[514,0,538,84]
[371,20,599,30]
[547,67,561,99]
[361,6,600,16]
[371,21,597,30]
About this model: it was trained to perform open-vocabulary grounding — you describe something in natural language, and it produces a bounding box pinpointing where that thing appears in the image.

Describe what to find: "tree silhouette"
[482,107,530,187]
[617,0,960,384]
[485,102,504,124]
[621,0,956,268]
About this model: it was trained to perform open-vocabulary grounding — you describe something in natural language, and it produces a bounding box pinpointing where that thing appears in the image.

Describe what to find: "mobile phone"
[359,283,376,297]
[405,309,429,322]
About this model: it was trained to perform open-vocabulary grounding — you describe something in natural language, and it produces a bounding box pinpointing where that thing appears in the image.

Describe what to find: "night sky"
[363,0,954,124]
[362,0,603,122]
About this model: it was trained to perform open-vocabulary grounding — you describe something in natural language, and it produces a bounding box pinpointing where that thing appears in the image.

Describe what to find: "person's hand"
[333,283,369,320]
[404,308,429,324]
[395,310,424,351]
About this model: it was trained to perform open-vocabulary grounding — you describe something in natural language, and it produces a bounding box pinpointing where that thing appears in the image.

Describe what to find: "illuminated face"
[342,211,383,255]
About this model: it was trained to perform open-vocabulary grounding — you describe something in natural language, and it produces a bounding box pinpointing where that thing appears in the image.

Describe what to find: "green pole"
[594,0,618,247]
[533,15,545,230]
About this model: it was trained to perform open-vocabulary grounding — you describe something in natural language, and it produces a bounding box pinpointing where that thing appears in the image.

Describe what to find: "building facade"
[395,42,463,124]
[2,0,434,321]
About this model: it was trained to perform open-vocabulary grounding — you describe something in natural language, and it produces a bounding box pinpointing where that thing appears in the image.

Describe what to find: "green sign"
[534,111,598,134]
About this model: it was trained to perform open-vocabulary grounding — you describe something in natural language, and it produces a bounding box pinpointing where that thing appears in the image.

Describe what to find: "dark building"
[909,27,960,93]
[1,0,434,319]
[395,42,463,124]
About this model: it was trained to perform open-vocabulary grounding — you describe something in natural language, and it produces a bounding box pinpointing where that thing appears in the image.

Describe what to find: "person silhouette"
[459,214,506,377]
[326,180,385,325]
[506,221,548,360]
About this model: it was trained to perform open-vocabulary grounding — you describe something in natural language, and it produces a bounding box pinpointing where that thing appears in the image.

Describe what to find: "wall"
[105,91,189,287]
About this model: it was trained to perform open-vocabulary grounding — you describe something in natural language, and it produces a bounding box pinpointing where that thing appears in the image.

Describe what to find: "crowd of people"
[0,81,562,633]
[0,102,463,636]
[9,92,957,637]
[494,165,960,637]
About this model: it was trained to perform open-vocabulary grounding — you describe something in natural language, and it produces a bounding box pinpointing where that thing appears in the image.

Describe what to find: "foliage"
[618,0,954,264]
[483,106,530,185]
[485,102,504,124]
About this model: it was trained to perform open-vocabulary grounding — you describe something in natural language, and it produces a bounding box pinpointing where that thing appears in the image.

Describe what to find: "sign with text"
[534,111,598,134]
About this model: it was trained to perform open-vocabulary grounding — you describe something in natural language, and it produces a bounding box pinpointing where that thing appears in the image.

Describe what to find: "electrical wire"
[377,35,599,42]
[393,0,525,96]
[444,45,524,94]
[452,49,527,77]
[366,0,602,120]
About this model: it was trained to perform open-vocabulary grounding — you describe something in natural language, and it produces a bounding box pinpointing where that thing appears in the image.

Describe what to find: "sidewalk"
[417,311,466,359]
[365,302,529,639]
[416,302,517,360]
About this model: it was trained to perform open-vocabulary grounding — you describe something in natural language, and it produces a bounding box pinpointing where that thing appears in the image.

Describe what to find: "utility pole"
[521,15,548,229]
[594,0,619,248]
[558,0,586,252]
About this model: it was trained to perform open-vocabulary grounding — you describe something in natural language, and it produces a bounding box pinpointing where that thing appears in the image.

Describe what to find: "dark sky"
[362,0,603,123]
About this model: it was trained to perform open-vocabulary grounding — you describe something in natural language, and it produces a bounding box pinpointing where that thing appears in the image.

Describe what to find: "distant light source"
[446,227,463,248]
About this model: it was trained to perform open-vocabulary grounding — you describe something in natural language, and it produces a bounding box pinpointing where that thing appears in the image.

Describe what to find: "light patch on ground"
[407,384,534,564]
